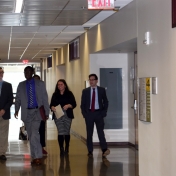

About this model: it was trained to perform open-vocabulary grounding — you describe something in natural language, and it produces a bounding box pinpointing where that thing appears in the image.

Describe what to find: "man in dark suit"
[81,74,110,158]
[14,66,50,165]
[0,67,13,161]
[33,74,48,155]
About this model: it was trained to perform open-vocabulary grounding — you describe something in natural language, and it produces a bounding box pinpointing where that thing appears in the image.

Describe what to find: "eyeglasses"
[89,79,96,81]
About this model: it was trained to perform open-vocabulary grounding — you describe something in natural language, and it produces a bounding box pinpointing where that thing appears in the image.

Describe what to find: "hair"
[24,66,34,72]
[89,74,98,80]
[54,79,70,94]
[33,74,41,80]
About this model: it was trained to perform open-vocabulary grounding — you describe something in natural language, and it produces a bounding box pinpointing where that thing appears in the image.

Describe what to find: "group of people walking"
[0,66,110,166]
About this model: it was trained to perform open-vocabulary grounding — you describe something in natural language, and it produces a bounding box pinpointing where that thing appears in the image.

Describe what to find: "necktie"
[29,82,34,107]
[91,88,95,112]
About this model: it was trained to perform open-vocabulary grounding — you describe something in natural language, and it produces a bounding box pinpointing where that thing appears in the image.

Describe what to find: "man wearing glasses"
[0,67,13,161]
[80,74,110,158]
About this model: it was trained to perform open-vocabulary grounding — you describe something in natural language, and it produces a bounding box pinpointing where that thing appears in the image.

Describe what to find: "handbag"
[19,126,27,140]
[39,105,47,121]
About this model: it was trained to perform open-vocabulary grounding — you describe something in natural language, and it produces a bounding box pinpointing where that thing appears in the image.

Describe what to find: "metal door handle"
[131,100,137,110]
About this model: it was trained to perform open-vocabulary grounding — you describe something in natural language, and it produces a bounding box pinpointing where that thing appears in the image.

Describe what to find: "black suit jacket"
[80,86,108,118]
[0,81,13,120]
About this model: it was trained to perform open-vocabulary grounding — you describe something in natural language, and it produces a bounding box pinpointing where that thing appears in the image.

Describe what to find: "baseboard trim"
[71,130,86,144]
[94,142,135,147]
[71,130,136,148]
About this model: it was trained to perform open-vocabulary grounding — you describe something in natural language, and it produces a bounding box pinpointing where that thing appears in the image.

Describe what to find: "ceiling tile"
[38,26,66,33]
[12,27,39,33]
[12,33,35,38]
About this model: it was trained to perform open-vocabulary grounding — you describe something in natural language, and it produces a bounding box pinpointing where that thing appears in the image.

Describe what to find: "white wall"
[90,53,129,142]
[56,65,65,80]
[137,0,176,175]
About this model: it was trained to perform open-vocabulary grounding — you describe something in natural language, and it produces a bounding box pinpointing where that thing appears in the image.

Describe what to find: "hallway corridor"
[0,107,138,176]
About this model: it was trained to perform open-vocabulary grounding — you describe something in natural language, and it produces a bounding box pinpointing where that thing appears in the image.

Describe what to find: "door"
[134,51,139,176]
[100,68,123,129]
[133,52,138,149]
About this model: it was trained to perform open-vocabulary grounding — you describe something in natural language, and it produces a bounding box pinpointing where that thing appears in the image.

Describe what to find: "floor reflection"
[0,107,138,176]
[58,156,70,176]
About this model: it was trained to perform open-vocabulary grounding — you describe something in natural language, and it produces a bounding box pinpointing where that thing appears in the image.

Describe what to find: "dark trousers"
[58,135,70,150]
[39,120,46,147]
[85,111,107,152]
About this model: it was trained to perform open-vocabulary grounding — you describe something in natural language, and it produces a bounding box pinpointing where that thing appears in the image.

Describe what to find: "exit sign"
[88,0,114,10]
[22,60,28,64]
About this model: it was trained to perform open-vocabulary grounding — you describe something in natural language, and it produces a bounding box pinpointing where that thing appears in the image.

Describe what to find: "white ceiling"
[0,0,133,63]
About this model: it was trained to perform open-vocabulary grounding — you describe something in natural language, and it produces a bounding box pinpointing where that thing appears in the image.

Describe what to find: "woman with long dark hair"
[50,79,76,156]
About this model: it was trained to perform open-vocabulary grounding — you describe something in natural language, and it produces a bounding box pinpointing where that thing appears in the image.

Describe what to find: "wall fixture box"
[143,32,150,45]
[139,77,152,122]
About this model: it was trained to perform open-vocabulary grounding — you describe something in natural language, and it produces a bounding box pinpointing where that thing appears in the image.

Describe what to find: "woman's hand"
[0,109,5,117]
[63,104,72,110]
[51,106,56,112]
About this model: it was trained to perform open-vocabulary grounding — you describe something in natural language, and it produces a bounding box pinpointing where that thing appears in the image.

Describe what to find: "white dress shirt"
[90,87,99,109]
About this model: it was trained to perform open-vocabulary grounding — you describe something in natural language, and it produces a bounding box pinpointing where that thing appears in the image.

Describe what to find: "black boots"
[58,135,64,156]
[60,147,65,156]
[65,135,70,155]
[58,135,70,156]
[65,146,69,155]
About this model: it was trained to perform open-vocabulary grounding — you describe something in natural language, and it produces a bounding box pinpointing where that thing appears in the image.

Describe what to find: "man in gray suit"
[14,66,49,165]
[0,67,13,161]
[81,74,110,158]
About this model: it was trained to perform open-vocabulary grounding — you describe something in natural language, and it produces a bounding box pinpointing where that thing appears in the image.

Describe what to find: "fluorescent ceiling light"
[15,0,23,13]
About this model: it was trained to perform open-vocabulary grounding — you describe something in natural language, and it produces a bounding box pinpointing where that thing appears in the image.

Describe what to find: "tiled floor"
[0,106,138,176]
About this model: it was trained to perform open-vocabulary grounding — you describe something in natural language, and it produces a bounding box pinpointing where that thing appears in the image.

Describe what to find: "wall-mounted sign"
[139,77,152,122]
[69,38,80,61]
[88,0,114,10]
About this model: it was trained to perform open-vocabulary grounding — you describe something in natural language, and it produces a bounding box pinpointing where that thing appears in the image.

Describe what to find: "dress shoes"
[87,152,93,157]
[42,148,48,155]
[0,155,7,161]
[102,149,110,157]
[102,157,110,167]
[31,158,42,165]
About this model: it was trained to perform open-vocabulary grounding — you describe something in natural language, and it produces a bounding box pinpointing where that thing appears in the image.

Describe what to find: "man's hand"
[14,111,18,119]
[0,109,5,117]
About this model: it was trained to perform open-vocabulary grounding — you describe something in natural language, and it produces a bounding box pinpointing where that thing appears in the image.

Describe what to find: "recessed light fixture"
[84,27,90,31]
[15,0,24,13]
[113,6,120,12]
